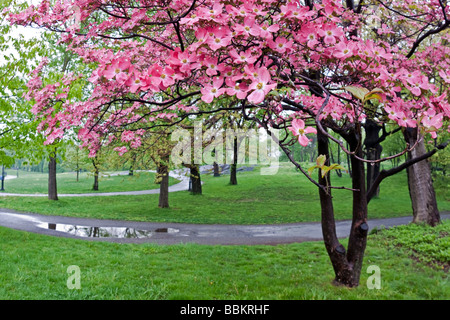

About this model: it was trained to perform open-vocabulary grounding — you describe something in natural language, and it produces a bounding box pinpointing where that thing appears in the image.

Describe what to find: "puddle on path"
[36,222,180,239]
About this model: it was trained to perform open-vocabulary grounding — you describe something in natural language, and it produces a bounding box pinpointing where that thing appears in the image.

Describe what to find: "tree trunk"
[403,128,441,226]
[336,142,342,177]
[346,142,352,178]
[48,153,58,201]
[364,119,382,197]
[329,142,342,177]
[158,162,169,208]
[190,165,202,195]
[76,148,79,182]
[213,162,220,177]
[154,166,161,184]
[345,130,369,286]
[317,129,368,287]
[317,130,353,285]
[230,136,238,185]
[92,159,99,191]
[93,169,99,191]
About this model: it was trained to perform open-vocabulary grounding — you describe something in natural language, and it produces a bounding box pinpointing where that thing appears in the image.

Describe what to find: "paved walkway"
[1,208,448,245]
[0,170,190,197]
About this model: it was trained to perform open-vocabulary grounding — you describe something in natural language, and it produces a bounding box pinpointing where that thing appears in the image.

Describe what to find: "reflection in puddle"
[38,223,179,238]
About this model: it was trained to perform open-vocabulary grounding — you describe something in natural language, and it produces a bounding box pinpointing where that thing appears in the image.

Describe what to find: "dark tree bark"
[190,165,202,195]
[329,142,342,177]
[364,119,383,197]
[154,165,161,184]
[158,161,170,208]
[346,142,353,178]
[76,148,79,182]
[317,130,352,285]
[345,129,369,286]
[93,170,99,190]
[92,159,99,191]
[403,128,441,226]
[318,128,368,287]
[48,153,58,201]
[213,162,220,177]
[230,136,238,185]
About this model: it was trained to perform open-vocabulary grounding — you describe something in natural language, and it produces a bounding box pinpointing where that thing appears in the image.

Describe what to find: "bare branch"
[406,20,450,58]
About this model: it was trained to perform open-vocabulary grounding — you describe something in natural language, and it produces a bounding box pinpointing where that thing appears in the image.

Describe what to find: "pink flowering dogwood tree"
[7,0,450,287]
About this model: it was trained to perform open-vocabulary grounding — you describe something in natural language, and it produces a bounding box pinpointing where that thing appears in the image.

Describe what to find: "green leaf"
[320,165,330,178]
[330,163,346,170]
[342,86,369,101]
[308,155,329,176]
[343,86,386,104]
[316,154,326,167]
[322,163,348,177]
[307,165,319,176]
[363,88,385,103]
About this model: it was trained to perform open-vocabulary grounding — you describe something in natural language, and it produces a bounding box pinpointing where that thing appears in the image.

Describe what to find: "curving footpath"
[0,170,190,197]
[0,208,448,245]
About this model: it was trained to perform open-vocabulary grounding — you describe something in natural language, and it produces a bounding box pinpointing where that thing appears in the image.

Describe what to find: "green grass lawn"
[0,163,448,224]
[2,170,178,194]
[0,220,448,300]
[0,163,448,300]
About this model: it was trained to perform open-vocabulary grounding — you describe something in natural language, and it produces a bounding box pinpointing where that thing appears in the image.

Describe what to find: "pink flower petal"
[298,134,310,147]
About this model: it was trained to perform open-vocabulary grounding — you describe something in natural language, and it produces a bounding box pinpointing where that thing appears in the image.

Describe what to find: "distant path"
[0,165,254,197]
[0,170,189,197]
[0,209,448,245]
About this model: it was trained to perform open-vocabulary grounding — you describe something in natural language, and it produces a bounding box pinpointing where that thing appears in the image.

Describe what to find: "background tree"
[148,132,173,208]
[1,3,65,199]
[225,110,248,186]
[64,141,88,182]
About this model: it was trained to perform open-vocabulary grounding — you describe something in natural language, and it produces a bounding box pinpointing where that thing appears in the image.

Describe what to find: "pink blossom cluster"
[7,0,450,154]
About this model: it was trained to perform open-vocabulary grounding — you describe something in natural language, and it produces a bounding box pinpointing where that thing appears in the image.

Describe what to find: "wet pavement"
[1,209,448,245]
